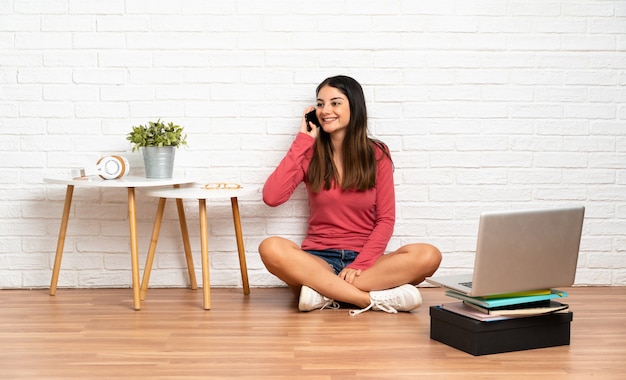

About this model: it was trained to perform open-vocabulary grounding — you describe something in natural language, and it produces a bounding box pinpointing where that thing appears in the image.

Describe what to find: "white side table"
[141,185,259,310]
[44,176,196,310]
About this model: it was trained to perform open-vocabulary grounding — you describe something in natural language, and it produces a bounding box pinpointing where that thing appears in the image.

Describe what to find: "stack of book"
[440,289,569,322]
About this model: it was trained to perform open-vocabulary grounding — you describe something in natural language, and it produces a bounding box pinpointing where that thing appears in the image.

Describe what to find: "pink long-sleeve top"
[263,132,395,270]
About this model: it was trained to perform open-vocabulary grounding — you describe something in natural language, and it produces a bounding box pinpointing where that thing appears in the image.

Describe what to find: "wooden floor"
[0,286,624,379]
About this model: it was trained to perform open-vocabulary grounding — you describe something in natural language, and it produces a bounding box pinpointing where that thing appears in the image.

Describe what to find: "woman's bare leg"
[352,243,442,291]
[258,236,371,307]
[259,238,441,308]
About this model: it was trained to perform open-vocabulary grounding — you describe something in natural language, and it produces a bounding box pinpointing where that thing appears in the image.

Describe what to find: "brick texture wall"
[1,1,625,289]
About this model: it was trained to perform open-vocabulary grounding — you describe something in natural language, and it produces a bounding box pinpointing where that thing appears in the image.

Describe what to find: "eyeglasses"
[203,182,242,190]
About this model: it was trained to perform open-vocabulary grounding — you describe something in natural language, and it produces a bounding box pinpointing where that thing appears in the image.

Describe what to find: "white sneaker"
[298,285,340,312]
[349,284,422,317]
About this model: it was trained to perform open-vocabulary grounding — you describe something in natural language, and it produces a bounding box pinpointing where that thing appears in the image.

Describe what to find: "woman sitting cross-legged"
[258,75,442,316]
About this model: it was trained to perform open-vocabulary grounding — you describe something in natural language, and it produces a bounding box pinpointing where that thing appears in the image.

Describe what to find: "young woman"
[258,75,441,316]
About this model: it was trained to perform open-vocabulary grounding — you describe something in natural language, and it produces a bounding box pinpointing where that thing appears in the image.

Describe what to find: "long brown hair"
[307,75,392,192]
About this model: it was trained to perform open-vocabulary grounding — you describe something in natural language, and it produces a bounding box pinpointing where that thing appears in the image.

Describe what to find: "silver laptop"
[426,206,585,297]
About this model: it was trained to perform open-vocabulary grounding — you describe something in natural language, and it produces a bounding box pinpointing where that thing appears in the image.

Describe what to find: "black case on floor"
[430,306,573,356]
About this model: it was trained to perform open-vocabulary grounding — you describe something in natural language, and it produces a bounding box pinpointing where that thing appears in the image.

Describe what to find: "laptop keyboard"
[460,281,473,288]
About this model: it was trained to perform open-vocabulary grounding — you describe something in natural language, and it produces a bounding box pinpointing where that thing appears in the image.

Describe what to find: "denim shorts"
[305,249,359,275]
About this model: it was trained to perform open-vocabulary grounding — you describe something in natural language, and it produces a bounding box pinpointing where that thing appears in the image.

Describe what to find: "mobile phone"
[305,110,321,132]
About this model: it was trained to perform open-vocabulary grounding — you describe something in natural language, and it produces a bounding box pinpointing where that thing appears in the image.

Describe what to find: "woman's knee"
[258,236,295,264]
[420,243,442,274]
[258,236,276,253]
[404,243,442,274]
[258,236,281,258]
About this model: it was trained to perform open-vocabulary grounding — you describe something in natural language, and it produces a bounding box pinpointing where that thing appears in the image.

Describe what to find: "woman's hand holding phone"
[302,107,320,137]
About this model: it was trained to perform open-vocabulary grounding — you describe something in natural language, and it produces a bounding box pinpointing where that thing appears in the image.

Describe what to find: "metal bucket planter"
[142,146,176,179]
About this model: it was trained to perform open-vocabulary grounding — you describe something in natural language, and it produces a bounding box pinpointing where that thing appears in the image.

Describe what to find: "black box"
[430,306,573,356]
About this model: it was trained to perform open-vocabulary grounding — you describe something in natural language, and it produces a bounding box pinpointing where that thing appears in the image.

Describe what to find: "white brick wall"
[1,0,625,289]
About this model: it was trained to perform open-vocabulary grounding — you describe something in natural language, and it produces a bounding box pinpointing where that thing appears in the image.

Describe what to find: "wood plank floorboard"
[0,286,624,379]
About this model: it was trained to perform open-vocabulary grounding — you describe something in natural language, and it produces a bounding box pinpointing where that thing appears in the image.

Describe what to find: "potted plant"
[126,119,188,179]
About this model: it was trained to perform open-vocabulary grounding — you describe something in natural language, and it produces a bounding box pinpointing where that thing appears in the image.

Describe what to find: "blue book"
[445,289,568,308]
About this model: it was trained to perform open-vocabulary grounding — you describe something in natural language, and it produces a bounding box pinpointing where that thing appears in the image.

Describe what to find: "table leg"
[127,187,141,311]
[140,197,167,301]
[198,199,211,310]
[175,198,197,289]
[230,196,250,295]
[49,185,74,296]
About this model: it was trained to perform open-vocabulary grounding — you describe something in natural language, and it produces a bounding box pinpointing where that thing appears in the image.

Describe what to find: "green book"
[445,289,568,308]
[463,300,569,316]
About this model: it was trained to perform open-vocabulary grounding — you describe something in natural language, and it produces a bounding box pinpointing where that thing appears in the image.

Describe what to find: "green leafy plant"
[126,119,188,152]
